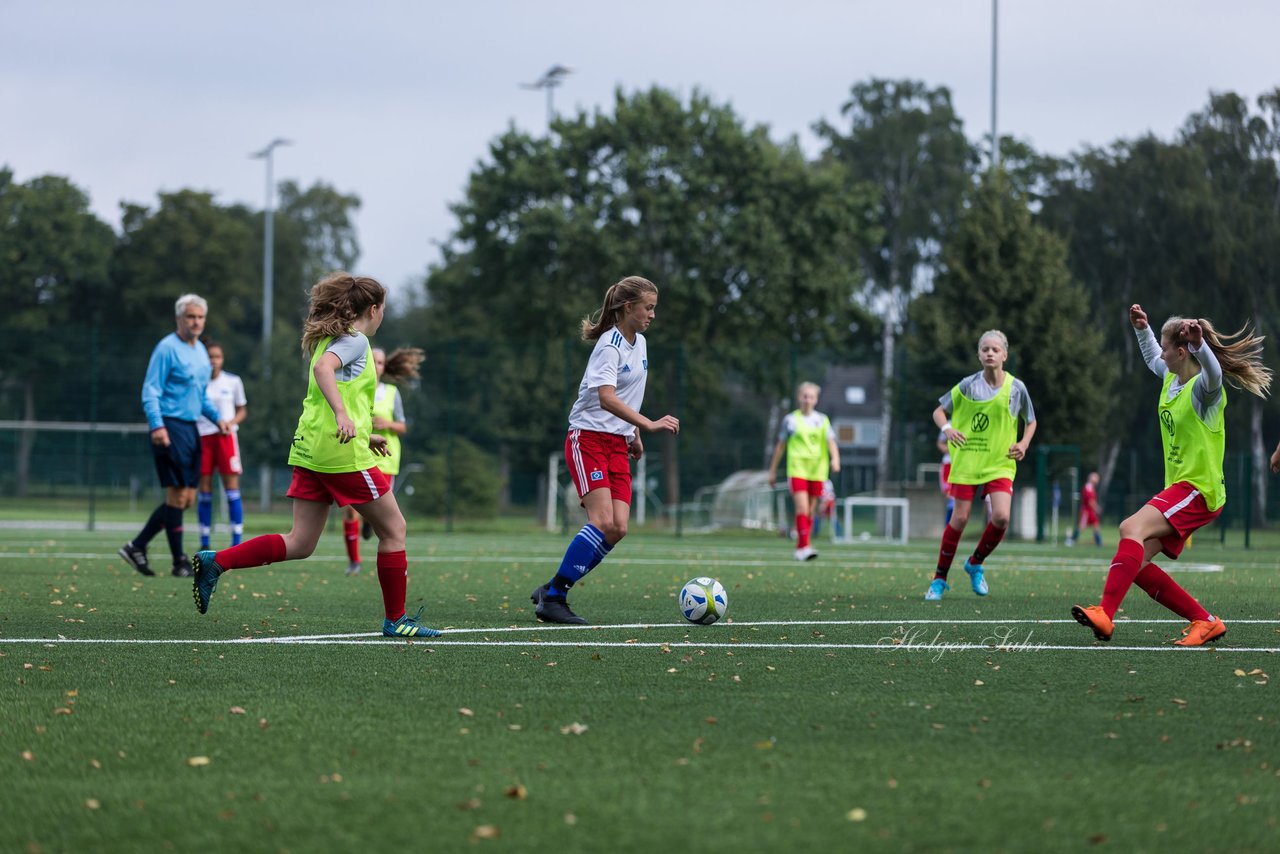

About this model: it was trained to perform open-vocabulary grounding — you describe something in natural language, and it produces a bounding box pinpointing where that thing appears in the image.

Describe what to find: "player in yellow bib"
[1073,305,1271,646]
[342,346,425,566]
[768,382,841,560]
[191,272,441,638]
[926,330,1036,600]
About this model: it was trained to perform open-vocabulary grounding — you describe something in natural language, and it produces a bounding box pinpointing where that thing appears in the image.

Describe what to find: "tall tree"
[1037,135,1214,492]
[1178,90,1280,524]
[410,87,878,504]
[815,79,975,488]
[0,169,114,493]
[908,169,1115,484]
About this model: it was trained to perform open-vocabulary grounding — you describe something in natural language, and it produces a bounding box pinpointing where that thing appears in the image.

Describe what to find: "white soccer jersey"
[197,371,247,436]
[567,327,648,440]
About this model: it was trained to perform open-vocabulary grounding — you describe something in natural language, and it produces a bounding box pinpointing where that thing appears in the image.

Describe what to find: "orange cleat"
[1071,604,1114,641]
[1173,618,1226,647]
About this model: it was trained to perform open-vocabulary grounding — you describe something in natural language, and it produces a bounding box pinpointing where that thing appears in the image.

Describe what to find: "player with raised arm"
[1072,305,1271,646]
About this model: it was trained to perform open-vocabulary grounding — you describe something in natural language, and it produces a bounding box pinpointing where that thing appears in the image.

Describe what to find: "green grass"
[3,526,1279,852]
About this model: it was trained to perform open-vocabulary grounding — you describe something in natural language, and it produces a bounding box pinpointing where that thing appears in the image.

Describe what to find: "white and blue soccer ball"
[679,576,728,625]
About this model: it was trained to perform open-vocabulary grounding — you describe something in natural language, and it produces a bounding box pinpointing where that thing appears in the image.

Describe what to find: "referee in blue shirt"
[119,294,230,577]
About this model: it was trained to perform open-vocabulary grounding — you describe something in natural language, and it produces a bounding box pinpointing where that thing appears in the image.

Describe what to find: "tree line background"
[3,78,1280,526]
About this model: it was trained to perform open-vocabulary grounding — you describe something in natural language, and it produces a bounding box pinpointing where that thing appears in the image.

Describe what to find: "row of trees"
[0,169,360,494]
[5,79,1280,520]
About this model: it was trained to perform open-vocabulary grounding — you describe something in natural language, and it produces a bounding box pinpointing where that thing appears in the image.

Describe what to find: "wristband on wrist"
[941,422,951,432]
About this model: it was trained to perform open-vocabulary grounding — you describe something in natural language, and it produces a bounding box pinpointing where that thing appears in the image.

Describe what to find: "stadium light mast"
[990,0,999,166]
[521,65,573,129]
[250,138,290,512]
[250,138,291,381]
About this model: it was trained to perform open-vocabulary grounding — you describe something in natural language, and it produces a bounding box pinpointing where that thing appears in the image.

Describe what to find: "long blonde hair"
[580,276,658,341]
[1160,316,1271,398]
[377,347,425,383]
[300,272,387,356]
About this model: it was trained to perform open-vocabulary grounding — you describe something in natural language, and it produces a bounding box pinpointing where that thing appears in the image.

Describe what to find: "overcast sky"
[4,0,1278,302]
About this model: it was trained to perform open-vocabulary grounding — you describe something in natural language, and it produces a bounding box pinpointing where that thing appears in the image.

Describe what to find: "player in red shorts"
[531,276,679,624]
[196,341,247,549]
[191,272,440,638]
[1065,471,1102,548]
[1072,305,1271,646]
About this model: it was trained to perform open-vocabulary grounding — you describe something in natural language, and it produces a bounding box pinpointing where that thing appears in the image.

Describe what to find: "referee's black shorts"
[152,417,202,489]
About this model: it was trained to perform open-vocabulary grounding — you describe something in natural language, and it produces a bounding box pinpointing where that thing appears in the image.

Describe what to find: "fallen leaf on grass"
[186,756,211,767]
[704,717,717,725]
[456,798,482,811]
[458,708,475,717]
[53,707,73,716]
[229,707,246,715]
[85,799,100,810]
[560,722,588,735]
[21,750,34,762]
[564,812,578,825]
[1171,698,1188,707]
[505,784,527,800]
[1234,669,1247,677]
[846,808,867,822]
[470,825,500,841]
[974,680,985,686]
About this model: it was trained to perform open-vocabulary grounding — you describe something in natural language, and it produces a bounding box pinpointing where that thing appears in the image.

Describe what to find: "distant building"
[819,364,881,495]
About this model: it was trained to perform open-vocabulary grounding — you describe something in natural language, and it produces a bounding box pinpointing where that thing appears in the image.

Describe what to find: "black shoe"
[361,520,373,541]
[119,542,154,577]
[531,584,587,625]
[172,555,192,578]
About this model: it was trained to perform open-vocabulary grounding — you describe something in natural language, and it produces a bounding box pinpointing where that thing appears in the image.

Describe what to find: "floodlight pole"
[990,0,999,166]
[250,138,291,381]
[521,65,573,130]
[250,138,290,511]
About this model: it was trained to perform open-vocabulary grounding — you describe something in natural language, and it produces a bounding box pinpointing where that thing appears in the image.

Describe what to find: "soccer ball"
[679,576,728,625]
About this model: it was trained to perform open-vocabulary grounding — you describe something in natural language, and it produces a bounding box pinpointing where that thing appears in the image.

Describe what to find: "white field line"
[5,616,1279,652]
[3,636,1279,653]
[0,551,1226,573]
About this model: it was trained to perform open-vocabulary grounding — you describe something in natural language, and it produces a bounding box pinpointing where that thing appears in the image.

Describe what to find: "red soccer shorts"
[1078,507,1100,527]
[949,477,1013,502]
[286,466,392,507]
[788,477,825,498]
[200,432,243,477]
[566,429,632,504]
[1148,481,1222,559]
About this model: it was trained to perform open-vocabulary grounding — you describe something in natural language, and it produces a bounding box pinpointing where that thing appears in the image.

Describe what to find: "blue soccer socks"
[226,489,244,545]
[548,524,608,597]
[197,491,213,549]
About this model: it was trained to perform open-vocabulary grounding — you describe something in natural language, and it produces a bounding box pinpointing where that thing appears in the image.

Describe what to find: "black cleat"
[172,555,192,578]
[119,541,154,577]
[531,583,587,624]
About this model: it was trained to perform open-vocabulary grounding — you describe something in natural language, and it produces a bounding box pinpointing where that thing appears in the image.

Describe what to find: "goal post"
[832,496,910,546]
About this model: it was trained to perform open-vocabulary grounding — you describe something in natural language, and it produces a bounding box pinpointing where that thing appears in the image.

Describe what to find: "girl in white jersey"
[531,276,680,624]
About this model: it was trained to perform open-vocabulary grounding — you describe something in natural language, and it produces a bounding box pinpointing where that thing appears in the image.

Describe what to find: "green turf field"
[3,525,1278,852]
